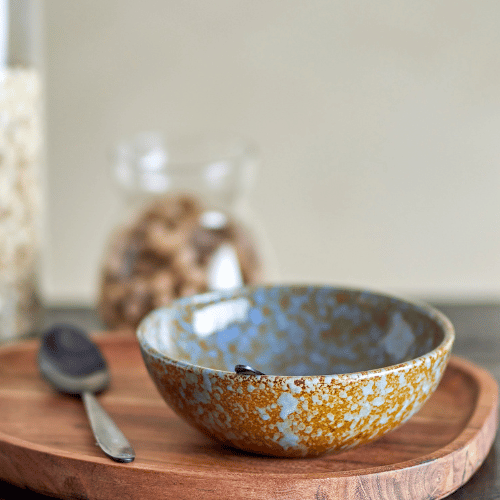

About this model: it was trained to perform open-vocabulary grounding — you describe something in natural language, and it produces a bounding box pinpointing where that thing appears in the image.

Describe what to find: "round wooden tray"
[0,333,497,500]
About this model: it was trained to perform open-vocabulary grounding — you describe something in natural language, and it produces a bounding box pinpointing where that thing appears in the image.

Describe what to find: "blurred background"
[34,0,500,308]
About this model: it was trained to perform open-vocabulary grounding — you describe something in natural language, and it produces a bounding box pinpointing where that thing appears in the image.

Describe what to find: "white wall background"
[42,0,500,306]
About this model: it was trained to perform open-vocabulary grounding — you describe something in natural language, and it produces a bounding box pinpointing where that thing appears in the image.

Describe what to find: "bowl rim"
[136,284,455,380]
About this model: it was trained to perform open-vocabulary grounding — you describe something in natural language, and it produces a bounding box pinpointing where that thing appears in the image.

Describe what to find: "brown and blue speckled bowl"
[137,285,454,458]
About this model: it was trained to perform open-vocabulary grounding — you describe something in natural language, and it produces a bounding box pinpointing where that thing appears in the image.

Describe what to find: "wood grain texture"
[0,333,497,500]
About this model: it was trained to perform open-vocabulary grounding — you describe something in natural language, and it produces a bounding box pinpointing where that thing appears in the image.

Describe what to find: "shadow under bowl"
[137,285,454,457]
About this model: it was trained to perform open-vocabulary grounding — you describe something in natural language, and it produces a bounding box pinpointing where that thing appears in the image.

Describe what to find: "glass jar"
[0,0,43,341]
[98,132,276,331]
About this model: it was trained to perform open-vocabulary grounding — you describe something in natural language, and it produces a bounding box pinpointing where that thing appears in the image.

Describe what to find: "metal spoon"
[235,364,265,375]
[38,324,135,463]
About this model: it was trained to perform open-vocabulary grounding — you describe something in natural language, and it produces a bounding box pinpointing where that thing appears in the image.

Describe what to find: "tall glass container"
[98,132,276,331]
[0,0,43,341]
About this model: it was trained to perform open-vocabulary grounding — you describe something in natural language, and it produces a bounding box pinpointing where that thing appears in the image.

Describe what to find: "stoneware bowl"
[137,285,454,458]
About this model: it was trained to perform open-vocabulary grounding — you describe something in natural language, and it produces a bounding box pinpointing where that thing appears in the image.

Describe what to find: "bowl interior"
[139,286,449,376]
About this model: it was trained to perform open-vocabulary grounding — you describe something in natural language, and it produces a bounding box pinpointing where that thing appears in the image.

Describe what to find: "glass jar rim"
[111,131,258,196]
[113,132,257,170]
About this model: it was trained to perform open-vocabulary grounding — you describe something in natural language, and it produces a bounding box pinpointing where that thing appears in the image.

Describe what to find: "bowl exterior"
[139,339,453,457]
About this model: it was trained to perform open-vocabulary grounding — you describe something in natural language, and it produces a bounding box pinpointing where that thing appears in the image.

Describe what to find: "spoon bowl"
[38,325,109,394]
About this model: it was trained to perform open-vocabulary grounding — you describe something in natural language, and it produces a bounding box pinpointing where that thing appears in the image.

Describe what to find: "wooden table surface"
[0,303,499,500]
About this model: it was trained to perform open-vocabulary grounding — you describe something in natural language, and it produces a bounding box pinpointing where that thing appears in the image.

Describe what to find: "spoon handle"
[82,391,135,463]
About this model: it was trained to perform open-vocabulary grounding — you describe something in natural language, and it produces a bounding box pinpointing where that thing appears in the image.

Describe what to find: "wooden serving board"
[0,334,497,500]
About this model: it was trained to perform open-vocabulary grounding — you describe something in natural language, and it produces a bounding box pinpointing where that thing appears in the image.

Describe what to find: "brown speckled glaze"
[137,285,454,457]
